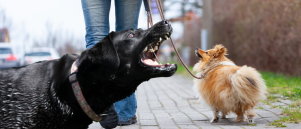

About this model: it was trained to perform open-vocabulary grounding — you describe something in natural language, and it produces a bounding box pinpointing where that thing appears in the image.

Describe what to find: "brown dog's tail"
[230,65,267,105]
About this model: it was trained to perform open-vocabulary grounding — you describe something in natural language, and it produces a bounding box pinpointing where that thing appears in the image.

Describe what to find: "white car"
[24,48,60,65]
[0,43,20,69]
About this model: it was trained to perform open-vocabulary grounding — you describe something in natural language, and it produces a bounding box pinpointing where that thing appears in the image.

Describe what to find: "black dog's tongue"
[142,51,159,65]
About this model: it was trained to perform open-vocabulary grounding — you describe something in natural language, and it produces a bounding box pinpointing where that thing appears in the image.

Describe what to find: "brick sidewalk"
[89,75,300,129]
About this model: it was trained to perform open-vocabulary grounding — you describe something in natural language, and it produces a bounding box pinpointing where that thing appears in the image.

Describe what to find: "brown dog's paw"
[247,116,254,124]
[210,117,219,123]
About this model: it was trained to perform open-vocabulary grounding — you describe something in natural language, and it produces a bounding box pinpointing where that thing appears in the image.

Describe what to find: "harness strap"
[69,59,107,122]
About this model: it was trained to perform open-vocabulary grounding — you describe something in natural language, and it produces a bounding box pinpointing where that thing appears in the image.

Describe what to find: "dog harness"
[69,59,107,122]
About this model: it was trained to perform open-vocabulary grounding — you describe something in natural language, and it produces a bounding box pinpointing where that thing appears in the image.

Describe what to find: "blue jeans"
[81,0,141,122]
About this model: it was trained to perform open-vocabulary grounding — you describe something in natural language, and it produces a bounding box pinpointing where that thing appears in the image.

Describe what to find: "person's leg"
[114,0,142,125]
[114,93,137,125]
[115,0,142,31]
[81,1,119,128]
[81,0,111,49]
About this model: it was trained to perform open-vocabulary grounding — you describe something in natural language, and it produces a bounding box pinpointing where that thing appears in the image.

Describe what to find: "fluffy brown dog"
[193,45,267,123]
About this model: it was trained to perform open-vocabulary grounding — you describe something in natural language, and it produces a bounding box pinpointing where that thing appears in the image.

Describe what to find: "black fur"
[0,21,177,129]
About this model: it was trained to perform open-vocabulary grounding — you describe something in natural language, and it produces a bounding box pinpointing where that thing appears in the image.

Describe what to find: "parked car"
[0,43,20,69]
[23,47,60,65]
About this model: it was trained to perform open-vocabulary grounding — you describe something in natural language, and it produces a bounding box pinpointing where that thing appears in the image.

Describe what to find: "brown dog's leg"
[221,111,227,119]
[234,111,245,122]
[246,107,256,124]
[210,108,220,123]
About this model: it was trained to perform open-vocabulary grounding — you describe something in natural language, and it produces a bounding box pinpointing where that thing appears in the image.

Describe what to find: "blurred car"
[24,47,60,65]
[0,43,20,69]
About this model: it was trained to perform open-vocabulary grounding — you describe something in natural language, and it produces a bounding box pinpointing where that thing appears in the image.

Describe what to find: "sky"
[0,0,189,56]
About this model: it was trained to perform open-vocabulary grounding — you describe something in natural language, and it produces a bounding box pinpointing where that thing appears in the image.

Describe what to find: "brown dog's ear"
[87,32,120,70]
[214,44,227,57]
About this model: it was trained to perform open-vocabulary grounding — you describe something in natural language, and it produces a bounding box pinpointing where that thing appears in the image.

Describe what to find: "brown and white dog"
[193,45,267,123]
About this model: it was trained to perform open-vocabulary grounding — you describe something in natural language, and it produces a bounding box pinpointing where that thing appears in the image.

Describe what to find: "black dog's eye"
[206,52,208,54]
[128,34,134,38]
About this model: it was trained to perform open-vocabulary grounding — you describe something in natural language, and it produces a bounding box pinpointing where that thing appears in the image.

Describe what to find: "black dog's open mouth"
[140,32,171,68]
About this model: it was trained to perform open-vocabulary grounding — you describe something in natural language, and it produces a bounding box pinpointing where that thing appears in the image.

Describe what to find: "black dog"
[0,20,177,129]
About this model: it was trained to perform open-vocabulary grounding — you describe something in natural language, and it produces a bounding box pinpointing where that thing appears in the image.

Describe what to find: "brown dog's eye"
[128,34,134,38]
[206,52,208,54]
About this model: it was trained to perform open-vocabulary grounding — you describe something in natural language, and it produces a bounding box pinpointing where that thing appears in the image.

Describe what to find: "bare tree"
[0,7,12,29]
[32,21,85,56]
[164,0,202,16]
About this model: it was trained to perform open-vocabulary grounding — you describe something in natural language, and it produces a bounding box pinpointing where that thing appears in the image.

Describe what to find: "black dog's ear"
[87,32,120,70]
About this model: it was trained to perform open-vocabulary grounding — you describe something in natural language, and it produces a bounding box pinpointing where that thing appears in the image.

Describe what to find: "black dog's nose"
[164,20,169,24]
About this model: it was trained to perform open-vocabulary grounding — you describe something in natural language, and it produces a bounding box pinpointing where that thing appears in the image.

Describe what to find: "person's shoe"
[118,115,137,126]
[131,115,137,124]
[99,105,119,129]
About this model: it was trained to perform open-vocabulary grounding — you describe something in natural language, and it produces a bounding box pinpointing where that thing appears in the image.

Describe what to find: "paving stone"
[226,118,248,125]
[190,115,209,121]
[140,120,158,126]
[210,119,231,125]
[219,126,243,129]
[279,100,293,105]
[158,122,176,126]
[255,110,278,118]
[261,105,272,109]
[252,118,269,124]
[264,117,280,123]
[285,123,301,129]
[265,108,283,115]
[141,126,159,129]
[121,124,139,129]
[241,125,271,129]
[271,102,287,106]
[174,118,195,125]
[159,126,179,129]
[193,120,213,126]
[198,126,221,129]
[177,125,199,129]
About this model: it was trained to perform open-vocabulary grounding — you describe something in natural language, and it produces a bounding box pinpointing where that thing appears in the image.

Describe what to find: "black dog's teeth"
[143,33,170,53]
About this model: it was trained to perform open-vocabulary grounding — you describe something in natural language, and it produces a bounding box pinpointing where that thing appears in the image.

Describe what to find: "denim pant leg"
[82,0,142,122]
[114,0,142,121]
[81,0,111,49]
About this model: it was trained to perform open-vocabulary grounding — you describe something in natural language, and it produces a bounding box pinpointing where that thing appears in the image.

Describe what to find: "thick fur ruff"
[193,45,267,123]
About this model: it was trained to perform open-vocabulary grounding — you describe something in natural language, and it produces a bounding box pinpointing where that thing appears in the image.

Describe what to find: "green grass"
[260,71,301,124]
[261,71,301,100]
[268,122,287,127]
[173,62,194,78]
[247,123,257,126]
[280,107,301,123]
[289,100,301,108]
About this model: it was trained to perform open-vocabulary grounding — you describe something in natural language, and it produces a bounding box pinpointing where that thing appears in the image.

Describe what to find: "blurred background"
[0,0,300,76]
